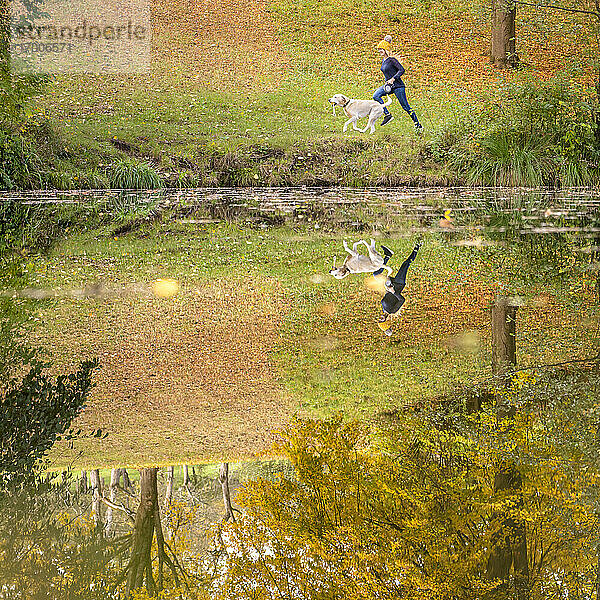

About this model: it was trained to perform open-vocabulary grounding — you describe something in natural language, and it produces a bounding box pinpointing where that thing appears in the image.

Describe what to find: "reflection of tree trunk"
[487,464,529,599]
[491,297,517,388]
[105,468,121,536]
[594,71,600,149]
[90,469,103,527]
[123,467,181,596]
[182,465,189,486]
[487,297,529,600]
[121,468,132,491]
[79,470,89,494]
[490,0,518,68]
[164,466,175,541]
[126,468,158,596]
[219,463,235,522]
[164,466,174,509]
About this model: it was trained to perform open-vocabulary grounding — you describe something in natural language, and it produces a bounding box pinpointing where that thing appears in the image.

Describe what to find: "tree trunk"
[219,463,235,522]
[89,469,103,528]
[490,0,518,68]
[487,297,529,600]
[125,468,158,597]
[105,468,121,536]
[182,465,189,487]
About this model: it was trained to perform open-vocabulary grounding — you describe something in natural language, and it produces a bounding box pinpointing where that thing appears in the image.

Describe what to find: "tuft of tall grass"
[464,132,554,186]
[108,159,162,190]
[44,171,74,190]
[0,134,43,190]
[81,169,110,190]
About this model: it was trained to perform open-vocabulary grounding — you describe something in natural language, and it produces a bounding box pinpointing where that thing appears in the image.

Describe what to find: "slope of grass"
[9,0,593,189]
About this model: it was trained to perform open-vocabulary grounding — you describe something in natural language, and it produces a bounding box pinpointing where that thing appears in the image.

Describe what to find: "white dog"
[329,239,394,279]
[329,94,392,134]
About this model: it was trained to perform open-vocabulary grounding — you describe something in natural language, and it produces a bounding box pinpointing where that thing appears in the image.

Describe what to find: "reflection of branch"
[116,484,137,498]
[182,483,196,501]
[100,495,135,523]
[473,353,600,385]
[508,353,600,374]
[513,0,600,18]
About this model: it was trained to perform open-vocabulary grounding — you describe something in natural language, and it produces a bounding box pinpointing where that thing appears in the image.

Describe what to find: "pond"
[1,186,599,599]
[2,186,599,467]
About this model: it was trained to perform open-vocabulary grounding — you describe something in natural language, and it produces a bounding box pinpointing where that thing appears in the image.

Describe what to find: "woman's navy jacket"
[381,57,405,89]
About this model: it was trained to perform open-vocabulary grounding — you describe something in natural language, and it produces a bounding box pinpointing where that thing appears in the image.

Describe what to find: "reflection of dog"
[329,239,393,279]
[329,94,392,134]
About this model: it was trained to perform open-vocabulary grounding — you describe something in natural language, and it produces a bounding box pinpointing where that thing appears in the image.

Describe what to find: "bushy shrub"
[428,76,600,186]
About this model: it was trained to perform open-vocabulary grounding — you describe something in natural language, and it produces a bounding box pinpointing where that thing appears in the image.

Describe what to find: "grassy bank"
[16,213,596,469]
[1,0,598,189]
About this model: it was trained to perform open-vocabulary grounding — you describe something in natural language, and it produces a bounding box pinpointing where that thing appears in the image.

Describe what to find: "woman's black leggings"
[389,246,419,295]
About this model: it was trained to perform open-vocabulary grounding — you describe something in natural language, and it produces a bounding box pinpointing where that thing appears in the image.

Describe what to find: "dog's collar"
[341,98,351,107]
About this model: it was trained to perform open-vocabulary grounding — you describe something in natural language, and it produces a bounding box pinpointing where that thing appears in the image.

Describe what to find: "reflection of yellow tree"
[214,408,599,600]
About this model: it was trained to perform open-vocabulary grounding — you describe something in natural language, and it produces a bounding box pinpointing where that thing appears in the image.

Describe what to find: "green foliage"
[0,197,101,253]
[0,358,99,484]
[108,159,163,190]
[428,76,600,186]
[0,72,48,127]
[0,478,121,600]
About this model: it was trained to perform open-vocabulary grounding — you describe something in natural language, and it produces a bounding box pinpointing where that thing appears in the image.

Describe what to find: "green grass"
[30,76,452,188]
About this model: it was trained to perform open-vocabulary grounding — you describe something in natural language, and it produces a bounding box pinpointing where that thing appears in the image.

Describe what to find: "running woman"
[377,241,421,336]
[373,36,423,131]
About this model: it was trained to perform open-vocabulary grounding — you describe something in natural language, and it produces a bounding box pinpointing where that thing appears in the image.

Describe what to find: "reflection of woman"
[377,242,421,336]
[373,36,423,131]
